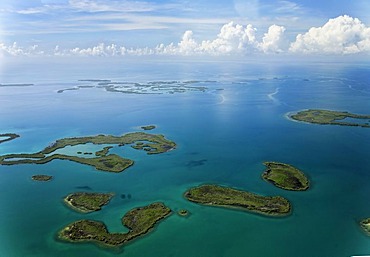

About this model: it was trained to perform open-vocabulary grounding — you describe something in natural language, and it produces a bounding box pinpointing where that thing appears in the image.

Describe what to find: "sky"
[0,0,370,57]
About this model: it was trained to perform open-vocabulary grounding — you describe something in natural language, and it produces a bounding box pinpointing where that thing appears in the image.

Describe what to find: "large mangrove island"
[58,202,171,247]
[0,132,176,173]
[290,109,370,128]
[262,162,309,191]
[184,184,291,216]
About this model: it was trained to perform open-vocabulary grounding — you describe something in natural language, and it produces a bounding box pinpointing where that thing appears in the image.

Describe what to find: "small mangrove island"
[178,209,189,217]
[141,125,156,131]
[0,132,176,173]
[290,109,370,128]
[32,174,53,181]
[64,192,114,213]
[58,202,171,247]
[184,184,291,216]
[360,218,370,235]
[0,133,20,144]
[262,162,309,191]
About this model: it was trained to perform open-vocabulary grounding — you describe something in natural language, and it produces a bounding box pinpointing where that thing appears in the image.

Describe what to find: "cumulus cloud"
[290,15,370,54]
[1,15,370,57]
[259,24,287,53]
[0,42,44,57]
[22,22,284,57]
[156,22,261,55]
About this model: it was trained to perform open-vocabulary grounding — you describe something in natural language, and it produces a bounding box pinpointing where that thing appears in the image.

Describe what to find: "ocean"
[0,58,370,257]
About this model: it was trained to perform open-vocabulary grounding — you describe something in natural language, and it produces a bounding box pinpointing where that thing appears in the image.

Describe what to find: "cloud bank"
[1,15,370,57]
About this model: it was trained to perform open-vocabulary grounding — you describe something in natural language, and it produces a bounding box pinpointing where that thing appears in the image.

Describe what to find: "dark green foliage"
[0,133,20,144]
[0,132,176,172]
[262,162,309,191]
[291,109,370,127]
[64,192,114,213]
[32,174,53,181]
[184,184,291,216]
[59,202,171,247]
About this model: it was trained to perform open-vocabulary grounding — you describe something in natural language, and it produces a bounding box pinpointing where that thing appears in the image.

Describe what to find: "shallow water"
[0,60,370,257]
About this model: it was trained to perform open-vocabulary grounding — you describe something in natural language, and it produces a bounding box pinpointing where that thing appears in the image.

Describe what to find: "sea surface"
[1,59,370,257]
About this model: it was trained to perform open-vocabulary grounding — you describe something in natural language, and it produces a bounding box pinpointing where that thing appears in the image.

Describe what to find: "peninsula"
[0,133,20,144]
[58,202,171,247]
[64,192,114,213]
[262,162,309,191]
[290,109,370,128]
[184,184,291,216]
[0,132,176,173]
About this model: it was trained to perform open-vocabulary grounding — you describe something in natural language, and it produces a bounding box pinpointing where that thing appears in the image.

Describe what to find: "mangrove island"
[360,218,370,235]
[58,202,171,247]
[0,132,176,173]
[178,209,189,217]
[64,192,114,213]
[0,133,20,144]
[290,109,370,128]
[262,162,309,191]
[32,174,53,181]
[141,125,156,131]
[184,184,291,216]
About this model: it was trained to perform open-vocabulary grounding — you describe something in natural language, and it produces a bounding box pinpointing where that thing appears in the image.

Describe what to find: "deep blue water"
[1,59,370,257]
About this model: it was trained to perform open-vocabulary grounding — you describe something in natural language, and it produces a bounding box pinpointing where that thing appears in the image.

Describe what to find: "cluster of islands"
[56,160,309,247]
[2,108,370,248]
[56,79,215,95]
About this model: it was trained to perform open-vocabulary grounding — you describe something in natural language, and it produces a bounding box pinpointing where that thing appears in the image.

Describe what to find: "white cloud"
[156,22,260,55]
[68,0,156,13]
[259,24,287,53]
[290,15,370,54]
[51,22,276,57]
[276,1,302,14]
[0,22,285,57]
[2,15,370,57]
[0,42,43,56]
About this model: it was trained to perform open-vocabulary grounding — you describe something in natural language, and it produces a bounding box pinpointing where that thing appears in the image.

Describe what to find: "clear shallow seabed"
[0,60,370,257]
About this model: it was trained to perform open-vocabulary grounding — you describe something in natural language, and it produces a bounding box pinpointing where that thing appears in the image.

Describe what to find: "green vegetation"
[360,218,370,235]
[64,192,114,213]
[184,184,291,216]
[290,109,370,128]
[0,133,20,144]
[1,153,133,173]
[0,132,176,172]
[178,209,189,216]
[262,162,309,191]
[31,175,53,181]
[58,202,171,247]
[141,125,156,131]
[95,146,113,157]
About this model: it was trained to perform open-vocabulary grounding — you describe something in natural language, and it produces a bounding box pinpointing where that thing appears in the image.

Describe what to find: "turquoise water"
[1,60,370,257]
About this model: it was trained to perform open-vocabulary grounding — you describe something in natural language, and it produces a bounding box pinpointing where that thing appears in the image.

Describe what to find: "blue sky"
[1,0,370,57]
